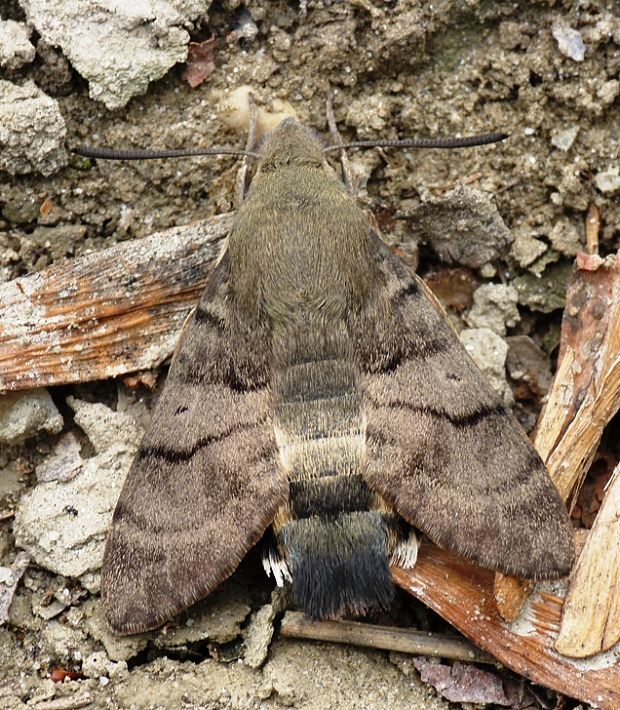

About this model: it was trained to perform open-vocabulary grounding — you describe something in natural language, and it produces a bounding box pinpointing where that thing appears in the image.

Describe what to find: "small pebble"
[551,21,586,62]
[551,126,579,151]
[0,568,14,585]
[594,169,620,194]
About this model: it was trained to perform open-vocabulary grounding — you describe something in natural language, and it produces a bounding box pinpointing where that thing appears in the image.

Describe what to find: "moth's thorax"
[229,166,379,324]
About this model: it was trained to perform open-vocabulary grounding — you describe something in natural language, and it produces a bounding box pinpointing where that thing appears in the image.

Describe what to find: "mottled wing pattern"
[357,233,574,579]
[102,252,286,634]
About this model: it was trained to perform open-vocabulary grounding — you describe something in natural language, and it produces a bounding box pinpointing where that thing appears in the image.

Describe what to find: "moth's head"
[257,119,324,172]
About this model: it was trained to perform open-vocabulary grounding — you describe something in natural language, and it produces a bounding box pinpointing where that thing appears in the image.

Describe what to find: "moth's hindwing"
[358,232,574,579]
[101,253,287,634]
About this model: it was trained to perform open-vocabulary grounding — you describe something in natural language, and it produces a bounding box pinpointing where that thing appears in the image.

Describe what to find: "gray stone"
[6,591,37,631]
[67,396,143,455]
[549,218,583,256]
[153,581,251,650]
[82,651,128,680]
[598,79,620,107]
[460,328,513,406]
[81,599,149,662]
[13,400,142,578]
[410,186,513,268]
[550,126,579,151]
[0,80,67,176]
[551,20,586,62]
[0,20,35,70]
[38,618,92,666]
[509,228,547,268]
[20,0,212,110]
[513,262,573,313]
[243,602,276,669]
[594,168,620,194]
[466,284,520,336]
[0,389,63,444]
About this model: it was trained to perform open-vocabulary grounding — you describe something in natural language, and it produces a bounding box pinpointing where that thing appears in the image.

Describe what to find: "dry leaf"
[182,38,216,88]
[412,658,511,705]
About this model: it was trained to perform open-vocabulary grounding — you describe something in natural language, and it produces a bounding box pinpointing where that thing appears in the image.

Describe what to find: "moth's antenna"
[325,92,355,195]
[235,93,259,205]
[74,146,259,160]
[323,132,509,153]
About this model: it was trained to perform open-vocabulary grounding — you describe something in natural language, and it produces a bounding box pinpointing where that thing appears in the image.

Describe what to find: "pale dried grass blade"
[0,551,30,625]
[556,462,620,657]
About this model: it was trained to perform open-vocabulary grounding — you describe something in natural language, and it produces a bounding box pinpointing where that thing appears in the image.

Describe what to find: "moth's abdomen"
[279,512,393,619]
[271,326,395,618]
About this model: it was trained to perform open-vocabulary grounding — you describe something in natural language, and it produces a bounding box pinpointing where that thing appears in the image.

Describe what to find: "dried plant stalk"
[281,611,493,663]
[494,252,620,632]
[586,204,601,256]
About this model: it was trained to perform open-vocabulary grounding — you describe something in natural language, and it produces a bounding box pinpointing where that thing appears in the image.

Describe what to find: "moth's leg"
[262,532,292,587]
[234,93,259,206]
[391,527,420,569]
[326,92,356,196]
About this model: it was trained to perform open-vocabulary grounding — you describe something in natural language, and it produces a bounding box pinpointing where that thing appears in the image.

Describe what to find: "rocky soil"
[0,1,618,708]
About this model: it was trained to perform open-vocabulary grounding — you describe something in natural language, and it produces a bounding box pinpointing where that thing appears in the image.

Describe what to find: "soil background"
[0,1,619,709]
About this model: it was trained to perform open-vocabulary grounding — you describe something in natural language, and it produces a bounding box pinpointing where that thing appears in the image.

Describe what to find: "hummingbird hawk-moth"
[98,118,574,634]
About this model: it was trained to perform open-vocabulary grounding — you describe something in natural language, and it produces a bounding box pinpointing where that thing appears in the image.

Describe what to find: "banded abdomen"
[269,319,396,618]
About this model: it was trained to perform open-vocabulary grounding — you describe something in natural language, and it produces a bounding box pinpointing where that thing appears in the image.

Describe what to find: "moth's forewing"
[355,233,574,579]
[101,253,287,634]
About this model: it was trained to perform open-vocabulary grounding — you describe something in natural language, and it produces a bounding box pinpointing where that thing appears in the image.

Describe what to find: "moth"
[96,118,574,635]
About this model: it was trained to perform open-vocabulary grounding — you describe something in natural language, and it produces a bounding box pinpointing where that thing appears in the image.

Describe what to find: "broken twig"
[280,611,493,664]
